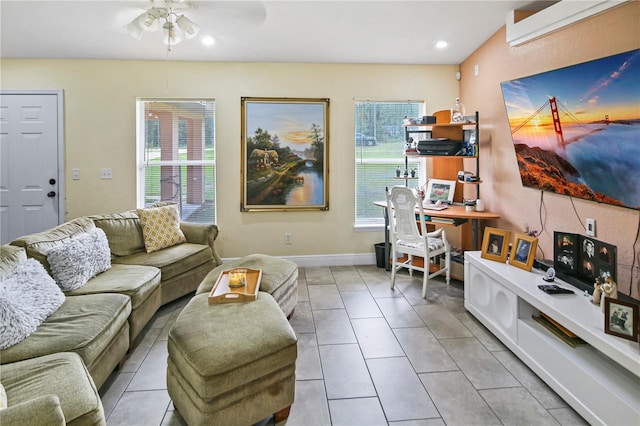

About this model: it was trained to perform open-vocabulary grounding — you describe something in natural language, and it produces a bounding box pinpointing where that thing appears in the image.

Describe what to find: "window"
[355,101,424,226]
[137,99,216,223]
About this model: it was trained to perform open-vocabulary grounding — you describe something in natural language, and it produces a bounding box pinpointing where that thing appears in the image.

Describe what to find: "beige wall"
[460,1,640,298]
[0,60,459,259]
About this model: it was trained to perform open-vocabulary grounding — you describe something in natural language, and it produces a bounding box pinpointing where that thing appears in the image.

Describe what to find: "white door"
[0,91,64,244]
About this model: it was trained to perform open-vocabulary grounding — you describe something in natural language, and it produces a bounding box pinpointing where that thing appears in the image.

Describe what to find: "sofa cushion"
[0,245,27,280]
[0,395,65,426]
[112,243,212,282]
[90,211,146,256]
[65,263,160,310]
[136,204,186,253]
[46,227,111,291]
[0,293,131,366]
[0,352,104,425]
[9,218,95,273]
[0,259,66,350]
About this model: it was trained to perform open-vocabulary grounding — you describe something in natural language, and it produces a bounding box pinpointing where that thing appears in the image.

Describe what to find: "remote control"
[538,284,574,294]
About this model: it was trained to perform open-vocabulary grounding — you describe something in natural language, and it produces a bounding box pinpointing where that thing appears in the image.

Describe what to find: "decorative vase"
[451,97,465,123]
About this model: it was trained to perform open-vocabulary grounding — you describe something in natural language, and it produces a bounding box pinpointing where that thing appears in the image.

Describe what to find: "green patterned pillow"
[0,382,7,409]
[136,204,186,253]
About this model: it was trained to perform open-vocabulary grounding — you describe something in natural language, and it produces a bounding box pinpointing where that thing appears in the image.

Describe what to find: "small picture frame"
[481,227,511,263]
[604,297,639,341]
[509,233,538,271]
[554,231,577,273]
[425,179,456,204]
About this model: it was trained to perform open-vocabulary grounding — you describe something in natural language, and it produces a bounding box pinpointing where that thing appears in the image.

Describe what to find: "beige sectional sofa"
[0,205,220,425]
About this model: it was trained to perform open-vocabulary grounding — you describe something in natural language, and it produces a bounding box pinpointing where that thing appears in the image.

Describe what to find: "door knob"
[47,191,56,198]
[49,178,56,185]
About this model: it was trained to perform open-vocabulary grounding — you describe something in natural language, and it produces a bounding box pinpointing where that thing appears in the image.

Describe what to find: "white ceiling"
[0,1,555,65]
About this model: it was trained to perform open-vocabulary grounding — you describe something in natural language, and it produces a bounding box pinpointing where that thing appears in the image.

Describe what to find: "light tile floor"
[100,265,588,426]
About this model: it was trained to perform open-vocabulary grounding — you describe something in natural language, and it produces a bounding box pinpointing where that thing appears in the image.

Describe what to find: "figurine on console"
[595,276,618,313]
[591,277,603,305]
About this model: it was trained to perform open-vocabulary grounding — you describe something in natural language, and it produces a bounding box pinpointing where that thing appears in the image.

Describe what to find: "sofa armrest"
[180,222,222,266]
[0,395,65,426]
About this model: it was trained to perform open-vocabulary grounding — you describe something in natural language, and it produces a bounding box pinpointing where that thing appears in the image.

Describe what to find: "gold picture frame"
[481,227,511,263]
[241,97,330,212]
[510,233,539,271]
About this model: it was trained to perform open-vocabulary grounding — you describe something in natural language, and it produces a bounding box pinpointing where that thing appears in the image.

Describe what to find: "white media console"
[464,251,640,425]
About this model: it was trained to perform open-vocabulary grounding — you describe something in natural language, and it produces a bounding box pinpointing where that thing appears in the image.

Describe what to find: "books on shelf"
[429,217,467,226]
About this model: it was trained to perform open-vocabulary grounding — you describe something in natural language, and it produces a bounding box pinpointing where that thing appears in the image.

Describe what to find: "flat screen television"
[500,49,640,210]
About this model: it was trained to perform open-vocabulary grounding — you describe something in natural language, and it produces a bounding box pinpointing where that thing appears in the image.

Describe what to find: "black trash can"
[374,242,386,268]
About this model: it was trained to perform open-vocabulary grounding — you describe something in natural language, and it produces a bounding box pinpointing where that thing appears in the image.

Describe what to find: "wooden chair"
[432,109,451,124]
[386,186,451,298]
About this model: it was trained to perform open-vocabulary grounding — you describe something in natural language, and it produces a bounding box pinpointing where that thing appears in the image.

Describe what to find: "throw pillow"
[91,211,145,256]
[136,204,186,253]
[0,258,65,350]
[46,227,111,291]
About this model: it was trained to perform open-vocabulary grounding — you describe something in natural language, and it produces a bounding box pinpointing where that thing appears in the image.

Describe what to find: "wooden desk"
[374,201,500,271]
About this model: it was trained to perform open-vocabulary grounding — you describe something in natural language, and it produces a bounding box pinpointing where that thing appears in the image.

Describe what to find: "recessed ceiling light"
[434,40,449,49]
[201,35,215,46]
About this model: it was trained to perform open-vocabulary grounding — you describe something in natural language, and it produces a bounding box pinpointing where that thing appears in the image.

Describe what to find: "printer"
[416,138,464,156]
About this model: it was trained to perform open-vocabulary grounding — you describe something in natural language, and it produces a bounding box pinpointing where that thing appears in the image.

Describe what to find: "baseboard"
[223,253,376,268]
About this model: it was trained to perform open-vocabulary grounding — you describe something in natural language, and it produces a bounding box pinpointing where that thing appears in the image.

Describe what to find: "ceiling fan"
[122,0,267,50]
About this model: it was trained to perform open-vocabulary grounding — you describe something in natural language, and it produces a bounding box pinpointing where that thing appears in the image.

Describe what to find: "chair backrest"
[432,109,451,124]
[386,186,426,245]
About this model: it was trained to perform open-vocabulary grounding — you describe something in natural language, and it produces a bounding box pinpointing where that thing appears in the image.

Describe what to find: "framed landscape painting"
[241,97,330,211]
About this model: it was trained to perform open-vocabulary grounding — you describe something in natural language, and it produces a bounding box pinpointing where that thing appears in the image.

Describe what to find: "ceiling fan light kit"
[126,0,200,49]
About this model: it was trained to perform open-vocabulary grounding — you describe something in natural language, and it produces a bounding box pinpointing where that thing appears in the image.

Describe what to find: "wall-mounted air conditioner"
[506,0,628,46]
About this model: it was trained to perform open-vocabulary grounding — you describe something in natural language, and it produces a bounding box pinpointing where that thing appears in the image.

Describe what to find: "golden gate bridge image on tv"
[507,96,640,210]
[510,96,614,149]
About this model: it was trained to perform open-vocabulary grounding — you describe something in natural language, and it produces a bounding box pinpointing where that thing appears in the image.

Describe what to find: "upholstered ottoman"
[196,254,298,318]
[167,292,297,426]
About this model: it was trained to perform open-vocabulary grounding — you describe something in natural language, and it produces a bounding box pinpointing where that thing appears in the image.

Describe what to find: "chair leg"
[422,267,428,298]
[390,250,397,290]
[407,254,413,277]
[445,252,451,285]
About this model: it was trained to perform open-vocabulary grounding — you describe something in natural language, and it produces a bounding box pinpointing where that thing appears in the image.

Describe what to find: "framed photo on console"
[554,232,577,274]
[481,227,511,263]
[425,179,456,204]
[553,232,617,285]
[510,233,538,272]
[604,297,639,342]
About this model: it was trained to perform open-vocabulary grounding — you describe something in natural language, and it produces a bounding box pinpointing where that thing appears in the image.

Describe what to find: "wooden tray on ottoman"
[208,268,262,304]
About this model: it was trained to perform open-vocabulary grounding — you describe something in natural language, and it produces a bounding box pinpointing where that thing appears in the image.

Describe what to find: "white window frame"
[136,98,216,222]
[354,100,426,229]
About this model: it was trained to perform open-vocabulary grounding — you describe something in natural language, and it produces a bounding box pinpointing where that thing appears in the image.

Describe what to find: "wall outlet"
[284,232,292,245]
[101,168,113,179]
[72,168,80,180]
[586,218,595,237]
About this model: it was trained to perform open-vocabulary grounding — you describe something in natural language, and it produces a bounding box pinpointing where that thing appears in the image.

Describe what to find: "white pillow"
[0,258,65,350]
[46,227,111,291]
